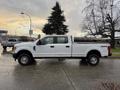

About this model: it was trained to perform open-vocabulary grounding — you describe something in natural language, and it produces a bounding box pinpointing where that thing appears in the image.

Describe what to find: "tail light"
[108,46,112,56]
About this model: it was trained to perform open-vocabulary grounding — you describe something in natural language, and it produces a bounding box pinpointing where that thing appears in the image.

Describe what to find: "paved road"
[0,47,120,90]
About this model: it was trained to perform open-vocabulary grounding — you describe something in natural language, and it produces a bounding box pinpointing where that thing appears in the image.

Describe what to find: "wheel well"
[16,50,33,58]
[87,50,101,57]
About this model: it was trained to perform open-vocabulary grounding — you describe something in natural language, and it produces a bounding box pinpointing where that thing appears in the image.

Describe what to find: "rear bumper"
[109,53,112,56]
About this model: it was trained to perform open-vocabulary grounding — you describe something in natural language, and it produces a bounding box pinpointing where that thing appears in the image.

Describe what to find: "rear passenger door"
[53,36,71,57]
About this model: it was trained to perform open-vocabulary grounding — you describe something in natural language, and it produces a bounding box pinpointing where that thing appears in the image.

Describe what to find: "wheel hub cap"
[21,56,29,64]
[91,57,97,64]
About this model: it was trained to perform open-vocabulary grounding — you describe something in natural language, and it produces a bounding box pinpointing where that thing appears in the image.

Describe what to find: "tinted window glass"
[56,37,68,44]
[8,39,17,42]
[41,37,54,45]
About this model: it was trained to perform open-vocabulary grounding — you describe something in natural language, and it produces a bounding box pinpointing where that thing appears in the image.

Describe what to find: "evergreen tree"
[42,2,68,35]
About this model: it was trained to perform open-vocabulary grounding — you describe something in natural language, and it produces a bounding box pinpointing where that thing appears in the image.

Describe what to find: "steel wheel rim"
[20,56,29,64]
[90,57,98,64]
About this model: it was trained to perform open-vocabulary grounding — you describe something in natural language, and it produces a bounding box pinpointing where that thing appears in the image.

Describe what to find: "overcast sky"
[0,0,86,36]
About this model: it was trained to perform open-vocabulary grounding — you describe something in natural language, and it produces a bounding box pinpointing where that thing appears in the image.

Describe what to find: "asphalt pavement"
[0,46,120,90]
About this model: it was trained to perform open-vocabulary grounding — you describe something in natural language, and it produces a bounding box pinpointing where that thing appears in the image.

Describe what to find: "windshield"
[8,39,17,42]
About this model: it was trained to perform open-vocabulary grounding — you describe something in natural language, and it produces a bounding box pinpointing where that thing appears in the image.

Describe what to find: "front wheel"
[87,54,100,66]
[18,54,32,66]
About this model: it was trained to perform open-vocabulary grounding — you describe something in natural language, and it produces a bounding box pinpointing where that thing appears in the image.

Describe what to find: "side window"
[56,37,68,44]
[41,37,54,45]
[8,39,16,42]
[37,36,68,45]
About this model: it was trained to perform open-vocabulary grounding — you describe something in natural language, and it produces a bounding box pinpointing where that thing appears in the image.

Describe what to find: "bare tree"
[83,0,120,48]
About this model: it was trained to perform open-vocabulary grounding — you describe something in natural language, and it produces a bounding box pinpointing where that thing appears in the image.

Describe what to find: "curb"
[107,57,120,59]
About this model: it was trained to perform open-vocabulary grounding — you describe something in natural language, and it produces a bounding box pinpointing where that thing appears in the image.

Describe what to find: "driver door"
[35,36,56,57]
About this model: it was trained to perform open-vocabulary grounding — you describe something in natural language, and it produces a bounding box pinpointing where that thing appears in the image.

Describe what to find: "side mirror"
[36,40,41,45]
[38,34,41,39]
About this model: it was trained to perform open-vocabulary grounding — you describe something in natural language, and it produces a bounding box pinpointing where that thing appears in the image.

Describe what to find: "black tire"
[87,54,100,66]
[18,54,33,66]
[3,46,7,52]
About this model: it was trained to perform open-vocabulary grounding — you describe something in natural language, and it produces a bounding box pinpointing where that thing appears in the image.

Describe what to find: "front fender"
[14,46,33,54]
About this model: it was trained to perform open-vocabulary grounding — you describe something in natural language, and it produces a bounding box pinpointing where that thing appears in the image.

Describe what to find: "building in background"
[0,30,8,43]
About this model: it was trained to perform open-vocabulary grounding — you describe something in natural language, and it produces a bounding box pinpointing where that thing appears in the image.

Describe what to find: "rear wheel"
[87,54,99,66]
[18,54,33,66]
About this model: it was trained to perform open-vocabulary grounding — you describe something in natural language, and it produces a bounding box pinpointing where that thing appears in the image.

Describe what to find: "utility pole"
[21,12,33,37]
[110,0,115,48]
[92,0,98,34]
[110,0,113,19]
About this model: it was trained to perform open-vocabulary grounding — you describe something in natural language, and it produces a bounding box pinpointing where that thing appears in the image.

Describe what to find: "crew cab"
[13,35,112,66]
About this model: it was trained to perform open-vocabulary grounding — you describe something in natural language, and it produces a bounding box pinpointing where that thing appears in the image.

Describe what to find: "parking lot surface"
[0,47,120,90]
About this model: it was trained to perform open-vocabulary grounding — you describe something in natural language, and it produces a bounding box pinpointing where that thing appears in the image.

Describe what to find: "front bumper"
[13,53,17,60]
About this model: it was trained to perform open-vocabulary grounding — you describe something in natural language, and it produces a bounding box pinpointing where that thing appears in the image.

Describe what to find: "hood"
[15,42,34,47]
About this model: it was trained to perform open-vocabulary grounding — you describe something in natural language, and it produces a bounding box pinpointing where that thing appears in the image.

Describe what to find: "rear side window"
[56,37,68,44]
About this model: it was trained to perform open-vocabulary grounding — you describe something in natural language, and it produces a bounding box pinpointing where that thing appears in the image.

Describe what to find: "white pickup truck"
[13,35,112,66]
